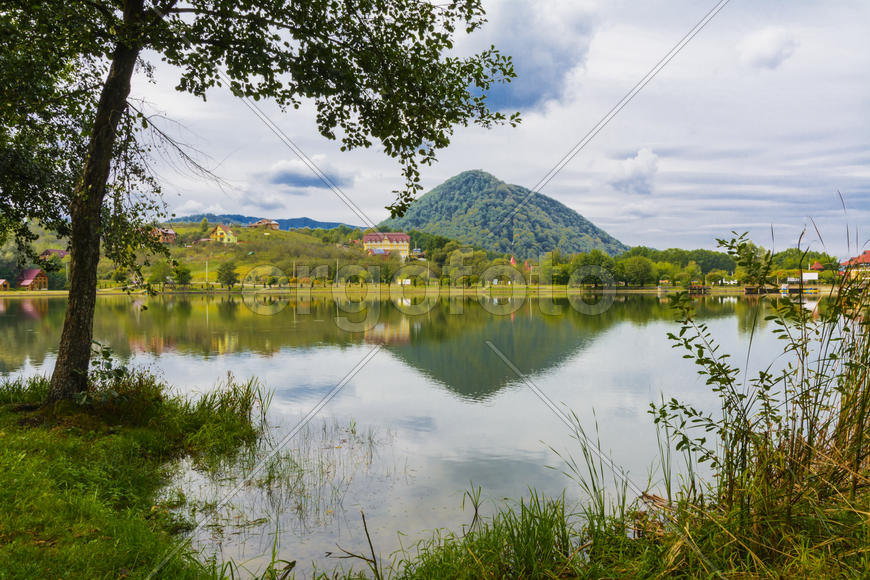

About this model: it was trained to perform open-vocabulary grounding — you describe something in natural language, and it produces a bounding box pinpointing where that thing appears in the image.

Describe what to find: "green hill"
[380,170,628,258]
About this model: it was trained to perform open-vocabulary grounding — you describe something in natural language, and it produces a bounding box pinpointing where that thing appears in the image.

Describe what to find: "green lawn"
[0,370,266,580]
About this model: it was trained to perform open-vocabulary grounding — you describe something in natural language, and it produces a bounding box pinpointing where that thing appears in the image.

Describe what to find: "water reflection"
[1,294,751,397]
[0,298,67,373]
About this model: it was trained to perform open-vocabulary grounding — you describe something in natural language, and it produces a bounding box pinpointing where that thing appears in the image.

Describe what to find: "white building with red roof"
[362,232,410,260]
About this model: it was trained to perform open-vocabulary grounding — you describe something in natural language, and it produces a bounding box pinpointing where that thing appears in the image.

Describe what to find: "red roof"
[40,248,69,258]
[18,268,45,285]
[363,232,410,243]
[249,218,278,226]
[809,261,824,271]
[841,250,870,267]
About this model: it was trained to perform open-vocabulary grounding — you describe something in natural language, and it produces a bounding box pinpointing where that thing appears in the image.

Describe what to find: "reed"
[647,233,870,575]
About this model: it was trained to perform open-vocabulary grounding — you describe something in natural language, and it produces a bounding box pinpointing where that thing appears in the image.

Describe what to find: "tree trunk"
[47,1,144,402]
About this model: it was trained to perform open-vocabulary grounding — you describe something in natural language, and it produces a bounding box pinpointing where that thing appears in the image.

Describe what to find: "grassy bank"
[0,362,270,579]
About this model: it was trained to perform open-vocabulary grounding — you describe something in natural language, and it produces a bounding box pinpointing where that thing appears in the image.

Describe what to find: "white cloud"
[610,148,659,195]
[175,199,205,215]
[738,27,799,70]
[264,156,355,191]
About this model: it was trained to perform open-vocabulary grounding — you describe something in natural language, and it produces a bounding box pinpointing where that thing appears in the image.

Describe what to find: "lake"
[0,293,785,575]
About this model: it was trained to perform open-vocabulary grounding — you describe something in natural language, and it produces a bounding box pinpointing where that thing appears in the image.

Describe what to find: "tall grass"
[391,489,581,579]
[648,233,870,574]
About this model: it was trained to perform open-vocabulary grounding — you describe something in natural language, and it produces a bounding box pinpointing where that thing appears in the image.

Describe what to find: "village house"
[39,248,69,260]
[363,232,410,260]
[0,279,8,291]
[247,218,280,230]
[153,227,177,244]
[209,224,237,244]
[841,251,870,278]
[17,268,48,291]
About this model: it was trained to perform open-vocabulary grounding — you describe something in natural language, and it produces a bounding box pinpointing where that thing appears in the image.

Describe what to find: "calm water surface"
[0,293,785,574]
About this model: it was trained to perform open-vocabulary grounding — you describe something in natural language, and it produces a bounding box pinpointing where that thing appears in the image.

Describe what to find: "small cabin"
[18,268,48,291]
[248,218,280,230]
[153,227,177,244]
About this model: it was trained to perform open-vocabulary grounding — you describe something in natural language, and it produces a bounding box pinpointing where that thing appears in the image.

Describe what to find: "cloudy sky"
[136,0,870,258]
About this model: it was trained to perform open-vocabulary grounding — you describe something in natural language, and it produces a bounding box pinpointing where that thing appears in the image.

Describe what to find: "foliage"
[0,5,168,269]
[216,261,239,289]
[147,259,172,291]
[621,245,736,274]
[173,262,192,286]
[4,0,518,219]
[0,6,87,258]
[160,1,517,215]
[408,230,452,255]
[620,255,655,286]
[770,246,838,270]
[44,254,67,289]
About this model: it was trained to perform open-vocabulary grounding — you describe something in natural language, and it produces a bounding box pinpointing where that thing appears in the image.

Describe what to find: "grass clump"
[0,346,270,579]
[389,490,583,580]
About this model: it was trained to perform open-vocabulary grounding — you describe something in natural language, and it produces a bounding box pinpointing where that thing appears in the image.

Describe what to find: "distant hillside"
[169,213,361,230]
[381,170,628,258]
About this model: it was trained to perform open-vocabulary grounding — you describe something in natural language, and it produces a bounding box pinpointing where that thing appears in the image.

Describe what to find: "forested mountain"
[380,170,628,258]
[169,213,360,230]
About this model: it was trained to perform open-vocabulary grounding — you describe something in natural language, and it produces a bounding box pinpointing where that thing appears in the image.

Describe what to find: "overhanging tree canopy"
[0,0,518,401]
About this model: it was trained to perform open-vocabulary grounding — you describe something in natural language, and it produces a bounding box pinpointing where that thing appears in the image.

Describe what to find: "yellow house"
[363,232,410,260]
[209,224,237,244]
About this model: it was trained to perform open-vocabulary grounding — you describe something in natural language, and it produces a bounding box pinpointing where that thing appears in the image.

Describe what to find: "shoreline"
[0,284,838,299]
